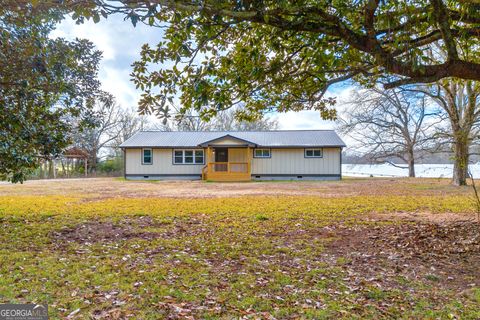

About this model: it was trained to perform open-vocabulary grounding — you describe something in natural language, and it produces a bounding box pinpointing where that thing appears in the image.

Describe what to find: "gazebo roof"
[63,147,89,158]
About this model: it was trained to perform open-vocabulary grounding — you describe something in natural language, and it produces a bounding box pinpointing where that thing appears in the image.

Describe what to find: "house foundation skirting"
[251,174,341,181]
[125,174,341,181]
[125,174,202,180]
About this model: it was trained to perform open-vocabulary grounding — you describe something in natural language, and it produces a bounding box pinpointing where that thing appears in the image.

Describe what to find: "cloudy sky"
[52,14,353,130]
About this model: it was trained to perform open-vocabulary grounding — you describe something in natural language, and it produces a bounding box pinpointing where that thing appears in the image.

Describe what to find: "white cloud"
[274,111,335,130]
[51,14,161,109]
[275,86,355,130]
[51,17,116,61]
[99,66,139,109]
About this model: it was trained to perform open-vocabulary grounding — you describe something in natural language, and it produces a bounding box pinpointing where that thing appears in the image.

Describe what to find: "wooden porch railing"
[207,162,250,173]
[202,162,252,180]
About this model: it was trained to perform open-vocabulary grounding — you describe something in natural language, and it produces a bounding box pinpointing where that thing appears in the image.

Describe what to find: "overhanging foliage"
[66,0,480,121]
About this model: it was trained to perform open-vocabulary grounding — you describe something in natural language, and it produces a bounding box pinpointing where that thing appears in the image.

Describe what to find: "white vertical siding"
[125,148,204,175]
[125,147,341,177]
[251,148,340,175]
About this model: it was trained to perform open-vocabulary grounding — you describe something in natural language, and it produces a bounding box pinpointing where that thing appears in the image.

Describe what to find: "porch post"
[207,146,211,172]
[247,146,251,174]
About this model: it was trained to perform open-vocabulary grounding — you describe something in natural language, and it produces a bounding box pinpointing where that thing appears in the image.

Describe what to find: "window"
[185,150,194,163]
[195,150,204,163]
[173,149,204,164]
[142,148,152,164]
[254,149,271,158]
[174,150,183,164]
[305,148,323,158]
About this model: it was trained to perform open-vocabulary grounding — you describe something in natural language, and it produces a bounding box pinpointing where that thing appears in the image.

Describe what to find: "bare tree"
[212,109,278,131]
[173,109,216,131]
[150,107,216,132]
[110,107,152,155]
[411,80,480,186]
[340,87,440,177]
[72,93,124,173]
[157,107,278,131]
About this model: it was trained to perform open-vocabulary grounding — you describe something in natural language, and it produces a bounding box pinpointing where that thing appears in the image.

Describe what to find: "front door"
[215,148,228,162]
[214,148,228,172]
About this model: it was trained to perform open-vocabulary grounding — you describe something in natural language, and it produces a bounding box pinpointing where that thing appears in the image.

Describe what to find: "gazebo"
[62,147,89,178]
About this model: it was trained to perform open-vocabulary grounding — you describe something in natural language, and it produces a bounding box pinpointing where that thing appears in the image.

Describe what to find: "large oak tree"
[60,0,480,121]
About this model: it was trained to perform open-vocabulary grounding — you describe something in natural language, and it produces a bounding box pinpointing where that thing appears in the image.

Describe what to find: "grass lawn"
[0,178,479,319]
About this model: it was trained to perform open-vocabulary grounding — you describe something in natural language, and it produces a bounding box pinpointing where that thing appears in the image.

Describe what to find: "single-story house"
[119,130,346,181]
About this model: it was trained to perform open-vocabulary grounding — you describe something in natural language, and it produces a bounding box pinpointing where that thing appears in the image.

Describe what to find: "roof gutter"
[120,145,346,148]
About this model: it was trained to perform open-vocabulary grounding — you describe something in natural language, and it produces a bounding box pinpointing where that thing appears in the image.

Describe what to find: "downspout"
[340,147,343,180]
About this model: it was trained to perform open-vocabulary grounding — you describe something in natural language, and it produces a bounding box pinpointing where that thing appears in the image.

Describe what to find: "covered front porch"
[200,135,254,181]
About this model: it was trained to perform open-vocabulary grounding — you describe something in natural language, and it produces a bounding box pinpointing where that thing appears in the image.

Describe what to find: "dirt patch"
[51,217,162,244]
[50,216,212,246]
[324,221,480,291]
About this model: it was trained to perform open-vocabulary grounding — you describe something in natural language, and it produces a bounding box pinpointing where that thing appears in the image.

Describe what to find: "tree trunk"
[92,155,97,176]
[408,158,415,178]
[48,160,54,179]
[452,138,469,186]
[90,146,97,176]
[406,147,415,178]
[61,159,65,178]
[38,161,43,179]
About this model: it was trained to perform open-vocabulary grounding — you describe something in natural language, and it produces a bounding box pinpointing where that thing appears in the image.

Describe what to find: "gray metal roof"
[120,130,346,148]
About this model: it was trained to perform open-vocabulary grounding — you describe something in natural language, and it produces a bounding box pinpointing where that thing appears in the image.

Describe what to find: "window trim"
[142,148,153,165]
[304,148,323,158]
[253,148,271,158]
[172,149,205,165]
